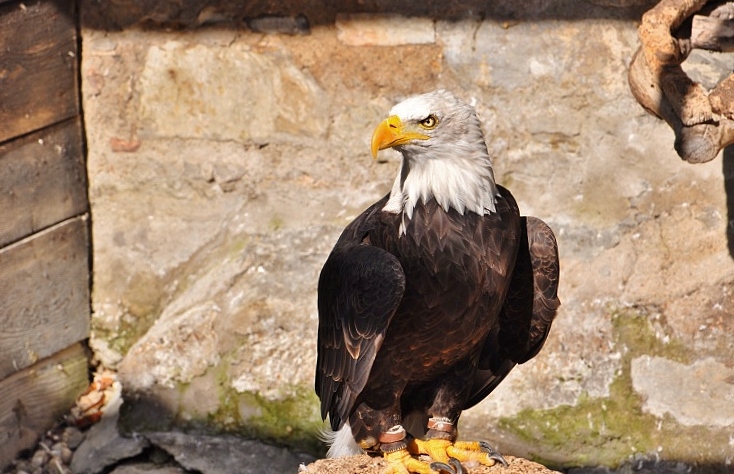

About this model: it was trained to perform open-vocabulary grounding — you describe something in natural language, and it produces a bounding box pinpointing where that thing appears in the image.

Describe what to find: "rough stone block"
[336,14,435,46]
[138,40,329,142]
[631,356,734,427]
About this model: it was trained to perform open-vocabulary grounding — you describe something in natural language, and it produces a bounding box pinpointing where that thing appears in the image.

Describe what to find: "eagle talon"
[429,458,464,474]
[478,441,508,467]
[429,461,452,474]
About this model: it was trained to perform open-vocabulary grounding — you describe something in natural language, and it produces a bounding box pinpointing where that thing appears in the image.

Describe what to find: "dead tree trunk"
[629,0,734,163]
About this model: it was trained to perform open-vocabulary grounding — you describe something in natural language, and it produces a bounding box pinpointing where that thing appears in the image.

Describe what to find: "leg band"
[379,425,406,443]
[427,417,454,433]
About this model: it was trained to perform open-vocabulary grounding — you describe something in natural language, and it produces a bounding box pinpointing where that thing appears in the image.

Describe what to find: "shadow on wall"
[725,147,734,258]
[68,0,660,30]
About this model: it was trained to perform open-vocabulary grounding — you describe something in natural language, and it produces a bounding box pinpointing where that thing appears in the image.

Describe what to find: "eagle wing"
[465,216,560,409]
[316,200,406,430]
[517,216,561,362]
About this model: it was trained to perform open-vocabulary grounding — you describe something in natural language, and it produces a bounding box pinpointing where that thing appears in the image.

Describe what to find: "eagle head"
[371,90,499,222]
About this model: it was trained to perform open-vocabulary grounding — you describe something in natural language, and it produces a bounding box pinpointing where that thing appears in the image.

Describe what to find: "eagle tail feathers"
[322,422,364,458]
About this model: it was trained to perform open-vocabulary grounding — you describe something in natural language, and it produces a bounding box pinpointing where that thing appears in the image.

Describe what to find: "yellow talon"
[408,438,507,471]
[447,444,495,467]
[407,438,452,464]
[383,447,436,474]
[382,438,506,473]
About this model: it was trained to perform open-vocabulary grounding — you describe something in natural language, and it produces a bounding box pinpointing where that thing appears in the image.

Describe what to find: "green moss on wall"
[609,308,692,364]
[235,389,325,454]
[168,361,326,454]
[497,305,698,469]
[499,384,658,467]
[203,382,324,455]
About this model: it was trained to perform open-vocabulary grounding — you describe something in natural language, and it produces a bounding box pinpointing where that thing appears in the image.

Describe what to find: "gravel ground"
[4,424,84,474]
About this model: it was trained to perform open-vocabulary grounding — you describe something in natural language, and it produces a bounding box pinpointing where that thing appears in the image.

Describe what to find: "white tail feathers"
[320,422,363,458]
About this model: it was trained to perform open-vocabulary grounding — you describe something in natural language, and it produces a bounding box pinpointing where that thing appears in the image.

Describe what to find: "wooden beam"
[0,117,88,248]
[0,0,78,143]
[0,343,89,469]
[0,216,90,380]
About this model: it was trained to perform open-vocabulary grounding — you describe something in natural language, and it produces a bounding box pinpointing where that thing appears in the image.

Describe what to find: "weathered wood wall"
[0,0,90,467]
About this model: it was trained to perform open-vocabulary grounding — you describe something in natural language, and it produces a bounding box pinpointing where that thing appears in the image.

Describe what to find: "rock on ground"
[71,398,149,474]
[144,432,315,474]
[301,454,560,474]
[65,394,315,474]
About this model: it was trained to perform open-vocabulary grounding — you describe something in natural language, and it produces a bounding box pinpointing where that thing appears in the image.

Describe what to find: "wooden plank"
[0,0,78,143]
[0,216,90,380]
[0,117,88,248]
[0,343,89,469]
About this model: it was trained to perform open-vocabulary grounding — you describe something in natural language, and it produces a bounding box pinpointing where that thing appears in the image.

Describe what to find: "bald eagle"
[316,90,560,474]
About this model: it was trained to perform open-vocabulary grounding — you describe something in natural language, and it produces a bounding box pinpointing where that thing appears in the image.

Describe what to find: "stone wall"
[80,0,734,470]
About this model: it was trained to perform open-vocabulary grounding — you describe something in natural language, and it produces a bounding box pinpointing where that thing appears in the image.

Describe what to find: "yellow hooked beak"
[370,115,430,159]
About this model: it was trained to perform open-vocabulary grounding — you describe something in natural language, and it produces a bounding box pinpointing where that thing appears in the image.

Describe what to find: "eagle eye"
[419,115,438,129]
